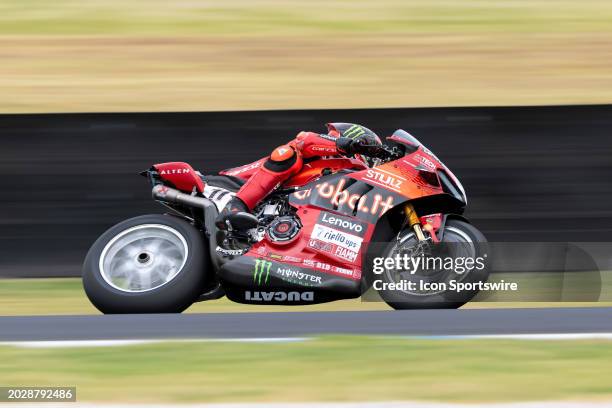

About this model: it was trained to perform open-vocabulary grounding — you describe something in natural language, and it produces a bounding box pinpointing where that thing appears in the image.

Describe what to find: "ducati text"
[245,291,314,302]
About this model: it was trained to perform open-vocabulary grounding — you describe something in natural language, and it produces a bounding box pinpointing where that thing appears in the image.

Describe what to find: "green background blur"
[1,0,611,113]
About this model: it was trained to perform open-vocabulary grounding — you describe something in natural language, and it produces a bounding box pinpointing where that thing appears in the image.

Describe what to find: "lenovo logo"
[320,212,364,233]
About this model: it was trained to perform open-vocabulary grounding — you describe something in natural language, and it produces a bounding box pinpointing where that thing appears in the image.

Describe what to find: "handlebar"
[380,144,403,161]
[359,144,403,161]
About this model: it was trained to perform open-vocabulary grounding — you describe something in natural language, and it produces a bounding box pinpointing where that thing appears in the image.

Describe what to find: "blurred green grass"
[1,336,612,403]
[2,1,612,36]
[1,276,610,316]
[0,0,611,112]
[0,278,390,315]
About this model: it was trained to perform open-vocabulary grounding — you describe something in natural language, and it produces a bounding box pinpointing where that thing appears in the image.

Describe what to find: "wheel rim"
[383,226,476,296]
[99,224,188,293]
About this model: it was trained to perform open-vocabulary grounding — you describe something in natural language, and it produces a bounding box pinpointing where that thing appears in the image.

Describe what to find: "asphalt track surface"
[1,308,611,341]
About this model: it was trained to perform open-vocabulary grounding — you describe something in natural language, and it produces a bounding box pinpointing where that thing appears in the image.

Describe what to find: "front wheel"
[376,219,490,310]
[82,214,208,314]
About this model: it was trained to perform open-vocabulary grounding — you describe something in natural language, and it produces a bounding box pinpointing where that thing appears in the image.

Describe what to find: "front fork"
[405,203,426,241]
[405,203,440,243]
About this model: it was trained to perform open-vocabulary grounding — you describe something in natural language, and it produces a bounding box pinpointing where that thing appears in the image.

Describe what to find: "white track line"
[0,338,309,348]
[2,333,612,348]
[9,401,612,408]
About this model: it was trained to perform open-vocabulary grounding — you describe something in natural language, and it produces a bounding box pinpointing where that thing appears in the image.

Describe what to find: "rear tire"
[82,214,208,314]
[378,219,490,310]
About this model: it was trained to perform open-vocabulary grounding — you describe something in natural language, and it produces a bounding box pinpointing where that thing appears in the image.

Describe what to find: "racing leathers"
[216,123,383,231]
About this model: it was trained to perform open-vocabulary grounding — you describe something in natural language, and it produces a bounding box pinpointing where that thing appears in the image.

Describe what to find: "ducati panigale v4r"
[83,130,489,313]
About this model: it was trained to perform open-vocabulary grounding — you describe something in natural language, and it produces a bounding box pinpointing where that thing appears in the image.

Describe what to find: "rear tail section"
[152,162,204,193]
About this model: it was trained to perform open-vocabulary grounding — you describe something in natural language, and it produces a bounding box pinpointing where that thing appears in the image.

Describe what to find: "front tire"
[82,214,208,314]
[377,219,490,310]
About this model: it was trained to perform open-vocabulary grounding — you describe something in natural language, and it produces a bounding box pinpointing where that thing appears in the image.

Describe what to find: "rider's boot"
[216,144,302,235]
[215,196,250,231]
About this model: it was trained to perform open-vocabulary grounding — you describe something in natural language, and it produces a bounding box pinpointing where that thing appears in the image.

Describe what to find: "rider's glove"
[336,137,355,155]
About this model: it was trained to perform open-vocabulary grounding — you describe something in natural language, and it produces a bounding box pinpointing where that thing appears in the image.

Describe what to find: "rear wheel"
[82,214,208,314]
[377,219,489,309]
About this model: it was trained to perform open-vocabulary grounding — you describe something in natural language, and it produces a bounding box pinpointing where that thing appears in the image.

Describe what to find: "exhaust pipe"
[152,184,228,270]
[152,184,215,210]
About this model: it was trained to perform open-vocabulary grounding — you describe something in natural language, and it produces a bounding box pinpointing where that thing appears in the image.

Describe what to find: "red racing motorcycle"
[83,129,489,313]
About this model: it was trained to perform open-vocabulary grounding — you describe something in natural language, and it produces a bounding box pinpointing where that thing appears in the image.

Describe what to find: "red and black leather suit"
[216,123,384,230]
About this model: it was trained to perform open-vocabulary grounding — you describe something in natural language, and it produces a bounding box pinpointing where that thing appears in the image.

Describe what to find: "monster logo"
[344,124,366,139]
[254,259,272,285]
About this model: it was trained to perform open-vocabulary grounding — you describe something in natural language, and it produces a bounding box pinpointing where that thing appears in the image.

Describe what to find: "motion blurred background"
[1,0,612,113]
[1,1,612,405]
[1,0,611,281]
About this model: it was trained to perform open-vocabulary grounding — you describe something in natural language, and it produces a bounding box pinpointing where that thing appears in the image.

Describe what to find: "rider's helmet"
[327,123,383,167]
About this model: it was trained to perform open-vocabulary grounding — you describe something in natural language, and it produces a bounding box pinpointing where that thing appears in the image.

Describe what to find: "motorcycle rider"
[216,123,386,231]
